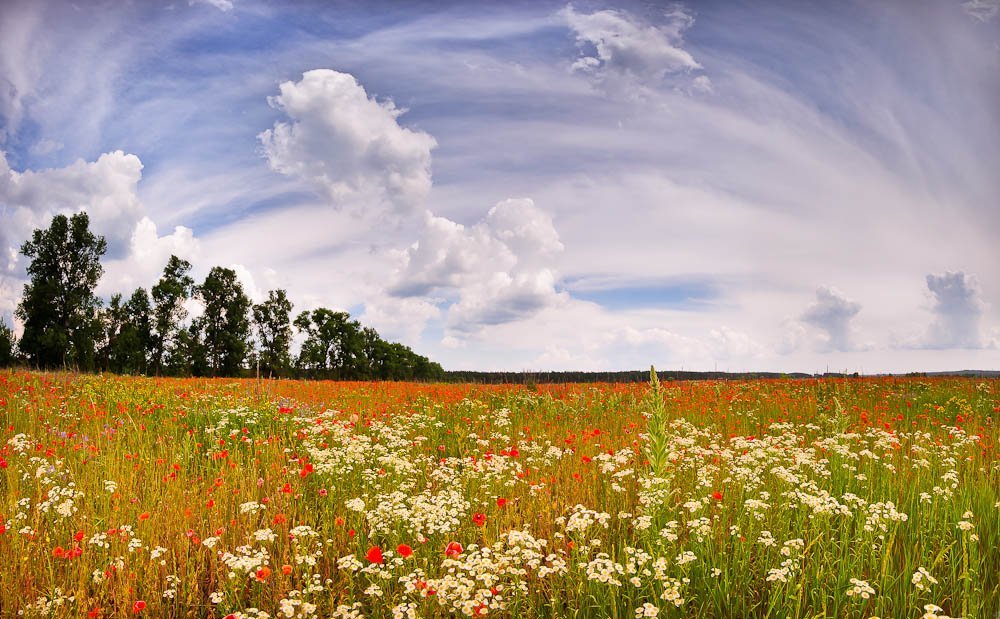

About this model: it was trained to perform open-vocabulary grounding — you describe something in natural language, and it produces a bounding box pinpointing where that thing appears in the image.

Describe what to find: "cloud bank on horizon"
[1,0,998,372]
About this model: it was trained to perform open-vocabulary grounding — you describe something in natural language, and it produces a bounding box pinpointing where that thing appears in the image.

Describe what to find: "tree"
[196,267,251,377]
[294,308,364,378]
[253,289,293,378]
[173,322,208,377]
[16,213,107,370]
[151,256,194,375]
[0,319,15,367]
[101,288,152,374]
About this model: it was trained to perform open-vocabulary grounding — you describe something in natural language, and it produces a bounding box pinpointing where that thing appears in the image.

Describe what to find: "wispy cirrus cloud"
[0,0,997,372]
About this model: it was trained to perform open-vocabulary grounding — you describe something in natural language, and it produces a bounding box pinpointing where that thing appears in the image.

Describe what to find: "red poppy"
[496,497,507,508]
[281,564,292,575]
[445,541,463,558]
[712,491,723,501]
[255,566,271,581]
[132,601,146,613]
[366,546,384,564]
[472,512,486,527]
[397,543,413,558]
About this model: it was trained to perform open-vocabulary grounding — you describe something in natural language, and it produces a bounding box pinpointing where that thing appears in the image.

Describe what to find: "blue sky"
[1,0,998,372]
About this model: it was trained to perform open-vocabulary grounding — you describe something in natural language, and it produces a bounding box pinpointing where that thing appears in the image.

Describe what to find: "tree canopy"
[16,212,107,370]
[6,214,443,380]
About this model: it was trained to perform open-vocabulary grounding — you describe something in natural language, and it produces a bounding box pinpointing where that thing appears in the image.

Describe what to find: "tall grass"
[0,370,996,618]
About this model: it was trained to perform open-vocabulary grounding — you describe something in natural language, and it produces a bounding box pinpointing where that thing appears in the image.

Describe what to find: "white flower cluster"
[846,578,875,599]
[911,566,938,591]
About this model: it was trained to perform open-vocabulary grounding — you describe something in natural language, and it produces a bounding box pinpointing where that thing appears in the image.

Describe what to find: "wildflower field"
[0,371,997,618]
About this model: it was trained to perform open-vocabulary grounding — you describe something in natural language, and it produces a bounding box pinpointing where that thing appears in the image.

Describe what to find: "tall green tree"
[0,319,15,367]
[253,289,294,378]
[101,288,153,374]
[293,308,364,378]
[16,213,107,370]
[197,266,251,377]
[151,256,194,375]
[173,322,208,377]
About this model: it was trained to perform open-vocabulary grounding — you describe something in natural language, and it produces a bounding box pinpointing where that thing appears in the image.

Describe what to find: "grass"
[0,370,997,618]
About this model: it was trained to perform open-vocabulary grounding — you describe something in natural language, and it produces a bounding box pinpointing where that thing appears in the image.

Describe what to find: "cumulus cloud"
[962,0,1000,22]
[189,0,235,11]
[386,198,567,336]
[1,150,203,315]
[99,217,199,295]
[562,4,704,91]
[360,295,441,346]
[709,326,764,360]
[259,69,436,212]
[0,150,145,266]
[800,287,862,352]
[923,271,989,348]
[446,269,566,334]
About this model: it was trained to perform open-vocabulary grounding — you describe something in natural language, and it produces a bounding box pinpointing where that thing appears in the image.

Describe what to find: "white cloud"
[259,69,436,212]
[962,0,1000,22]
[923,271,989,349]
[562,4,702,90]
[386,198,567,336]
[99,216,200,296]
[709,326,764,360]
[359,295,441,347]
[800,287,862,352]
[190,0,235,11]
[1,150,205,315]
[0,150,145,265]
[446,269,567,334]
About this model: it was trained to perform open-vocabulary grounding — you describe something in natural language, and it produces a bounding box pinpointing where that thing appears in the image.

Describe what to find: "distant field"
[0,372,996,618]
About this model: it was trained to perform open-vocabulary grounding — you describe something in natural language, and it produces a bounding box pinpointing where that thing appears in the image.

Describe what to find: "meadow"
[0,371,996,618]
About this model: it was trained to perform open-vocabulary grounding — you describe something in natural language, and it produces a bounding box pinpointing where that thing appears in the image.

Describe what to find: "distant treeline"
[440,370,999,384]
[442,370,816,384]
[0,213,444,380]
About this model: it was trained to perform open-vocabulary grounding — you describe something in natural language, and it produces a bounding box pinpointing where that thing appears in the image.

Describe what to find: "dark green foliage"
[101,288,153,374]
[293,308,362,377]
[253,289,294,377]
[16,213,107,370]
[172,322,209,377]
[151,255,194,375]
[196,267,251,377]
[293,309,443,380]
[0,319,15,367]
[11,215,445,381]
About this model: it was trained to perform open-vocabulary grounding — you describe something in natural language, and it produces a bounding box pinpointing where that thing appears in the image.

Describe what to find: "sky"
[0,0,998,373]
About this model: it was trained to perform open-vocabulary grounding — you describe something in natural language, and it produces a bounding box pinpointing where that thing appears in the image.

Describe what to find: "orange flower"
[255,566,271,581]
[138,512,150,521]
[281,564,293,575]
